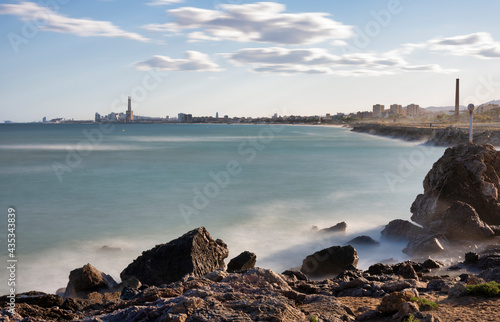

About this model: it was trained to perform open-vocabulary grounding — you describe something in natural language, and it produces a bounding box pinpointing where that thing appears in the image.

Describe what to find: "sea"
[0,123,446,294]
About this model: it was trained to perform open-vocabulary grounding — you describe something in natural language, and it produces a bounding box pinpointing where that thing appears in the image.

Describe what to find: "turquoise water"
[0,123,445,293]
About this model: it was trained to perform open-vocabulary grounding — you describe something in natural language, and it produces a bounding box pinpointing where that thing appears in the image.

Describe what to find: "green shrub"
[466,281,500,297]
[410,296,438,310]
[310,317,319,322]
[402,314,420,322]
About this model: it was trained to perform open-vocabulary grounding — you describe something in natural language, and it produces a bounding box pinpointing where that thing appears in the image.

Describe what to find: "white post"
[468,104,475,144]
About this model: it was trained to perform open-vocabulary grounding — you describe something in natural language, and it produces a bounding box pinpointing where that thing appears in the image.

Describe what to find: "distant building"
[406,104,420,116]
[42,117,47,123]
[216,112,219,119]
[95,113,101,123]
[389,104,402,115]
[178,113,193,123]
[373,104,385,117]
[477,103,500,113]
[126,96,134,122]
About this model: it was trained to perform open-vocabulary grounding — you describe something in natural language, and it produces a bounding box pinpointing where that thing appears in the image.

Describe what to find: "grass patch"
[402,314,420,322]
[466,281,500,297]
[410,296,438,310]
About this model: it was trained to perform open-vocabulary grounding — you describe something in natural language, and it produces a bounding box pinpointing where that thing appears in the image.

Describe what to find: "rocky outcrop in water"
[381,219,426,241]
[120,227,229,286]
[301,245,359,278]
[410,144,500,241]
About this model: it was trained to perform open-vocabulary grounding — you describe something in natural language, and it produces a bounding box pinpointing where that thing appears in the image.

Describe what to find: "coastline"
[349,122,500,146]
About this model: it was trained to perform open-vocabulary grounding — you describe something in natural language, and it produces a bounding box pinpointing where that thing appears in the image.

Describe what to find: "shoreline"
[350,122,500,146]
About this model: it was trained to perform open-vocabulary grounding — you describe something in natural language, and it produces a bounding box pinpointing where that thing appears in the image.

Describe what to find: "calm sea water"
[0,123,445,294]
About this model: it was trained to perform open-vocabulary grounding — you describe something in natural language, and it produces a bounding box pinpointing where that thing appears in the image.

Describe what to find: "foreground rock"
[64,263,117,299]
[8,248,500,321]
[301,245,359,277]
[121,227,229,285]
[411,144,500,241]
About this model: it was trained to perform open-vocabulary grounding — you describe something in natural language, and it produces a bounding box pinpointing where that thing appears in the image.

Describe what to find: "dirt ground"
[338,292,500,321]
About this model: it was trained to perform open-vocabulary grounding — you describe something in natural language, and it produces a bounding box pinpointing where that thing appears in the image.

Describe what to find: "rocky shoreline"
[3,143,500,321]
[350,123,500,146]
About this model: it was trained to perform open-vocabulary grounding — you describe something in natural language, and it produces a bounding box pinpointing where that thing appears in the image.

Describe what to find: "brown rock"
[381,219,426,241]
[301,245,359,278]
[64,263,117,299]
[411,144,500,240]
[227,251,257,273]
[377,290,416,314]
[120,227,229,286]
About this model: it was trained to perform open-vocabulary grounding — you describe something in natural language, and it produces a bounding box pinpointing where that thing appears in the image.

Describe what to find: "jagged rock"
[282,270,309,281]
[121,227,229,286]
[465,252,480,264]
[301,245,359,277]
[381,219,427,241]
[397,262,419,280]
[64,263,117,299]
[367,263,393,275]
[411,144,500,241]
[227,251,256,273]
[0,292,64,309]
[448,282,467,298]
[377,289,416,314]
[203,269,228,282]
[403,235,445,257]
[422,258,443,269]
[317,221,347,234]
[346,235,380,247]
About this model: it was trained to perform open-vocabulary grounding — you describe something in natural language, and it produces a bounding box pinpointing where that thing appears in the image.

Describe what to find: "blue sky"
[1,0,500,122]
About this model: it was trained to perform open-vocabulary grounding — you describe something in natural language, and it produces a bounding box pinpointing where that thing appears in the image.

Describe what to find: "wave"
[0,144,149,151]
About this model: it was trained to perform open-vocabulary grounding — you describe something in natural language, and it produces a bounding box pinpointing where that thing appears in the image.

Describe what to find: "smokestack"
[128,96,131,112]
[455,78,459,119]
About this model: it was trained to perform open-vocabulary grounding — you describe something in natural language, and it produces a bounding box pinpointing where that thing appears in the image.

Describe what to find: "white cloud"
[143,2,353,45]
[134,51,223,72]
[404,32,500,59]
[147,0,184,6]
[225,47,456,76]
[0,2,150,42]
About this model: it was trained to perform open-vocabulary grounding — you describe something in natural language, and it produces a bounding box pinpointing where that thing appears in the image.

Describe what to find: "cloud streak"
[0,1,150,42]
[224,47,456,76]
[134,51,223,72]
[147,0,184,6]
[143,2,353,45]
[405,32,500,59]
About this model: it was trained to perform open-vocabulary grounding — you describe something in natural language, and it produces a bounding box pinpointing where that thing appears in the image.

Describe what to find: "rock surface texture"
[64,264,117,299]
[227,251,257,273]
[121,227,229,285]
[411,144,500,240]
[301,245,359,277]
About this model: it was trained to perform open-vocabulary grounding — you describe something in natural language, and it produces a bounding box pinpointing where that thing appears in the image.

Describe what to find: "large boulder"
[227,251,257,273]
[410,144,500,240]
[301,245,358,277]
[64,264,117,299]
[120,227,229,285]
[381,219,426,241]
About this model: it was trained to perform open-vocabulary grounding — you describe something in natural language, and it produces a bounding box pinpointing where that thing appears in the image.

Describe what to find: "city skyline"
[1,1,500,122]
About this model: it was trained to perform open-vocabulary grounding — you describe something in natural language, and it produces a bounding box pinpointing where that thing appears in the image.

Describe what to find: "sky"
[1,0,500,122]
